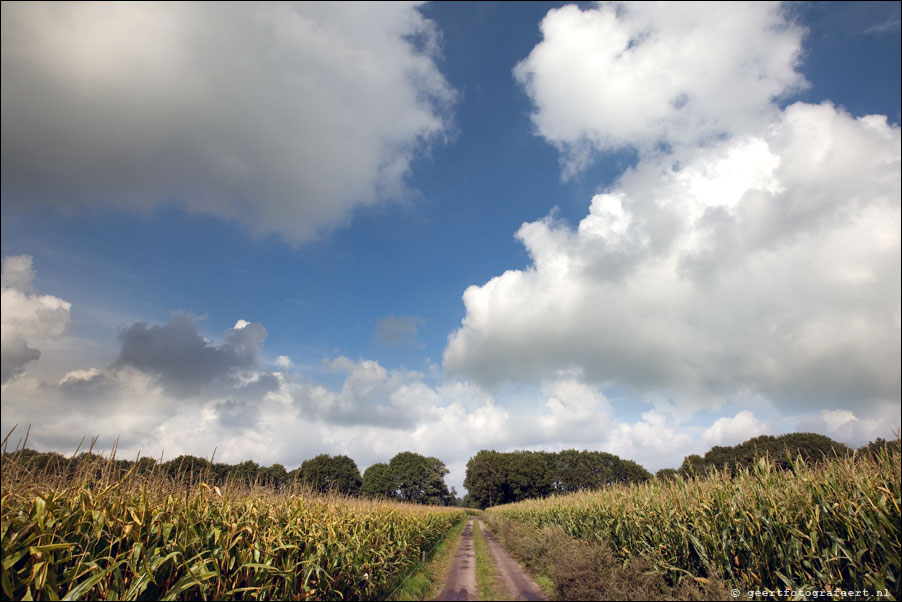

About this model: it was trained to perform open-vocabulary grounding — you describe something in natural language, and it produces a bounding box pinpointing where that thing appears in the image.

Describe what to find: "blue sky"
[2,1,900,493]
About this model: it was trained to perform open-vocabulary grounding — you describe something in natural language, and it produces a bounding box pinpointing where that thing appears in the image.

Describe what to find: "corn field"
[487,446,901,597]
[1,454,465,600]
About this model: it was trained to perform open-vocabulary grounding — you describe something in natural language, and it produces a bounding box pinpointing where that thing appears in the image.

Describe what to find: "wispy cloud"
[863,16,901,35]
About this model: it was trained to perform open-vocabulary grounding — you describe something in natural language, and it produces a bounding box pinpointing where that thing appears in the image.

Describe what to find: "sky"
[1,1,900,495]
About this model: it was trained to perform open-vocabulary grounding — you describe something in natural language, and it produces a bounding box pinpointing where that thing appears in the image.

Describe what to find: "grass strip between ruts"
[472,519,508,601]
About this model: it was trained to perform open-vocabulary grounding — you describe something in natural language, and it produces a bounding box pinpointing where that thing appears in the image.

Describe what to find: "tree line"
[654,432,901,480]
[462,433,897,508]
[6,431,895,509]
[3,448,459,506]
[463,449,652,509]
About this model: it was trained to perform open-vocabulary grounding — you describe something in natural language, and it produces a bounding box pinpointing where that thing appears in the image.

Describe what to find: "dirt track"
[435,518,546,601]
[435,518,477,600]
[477,520,546,601]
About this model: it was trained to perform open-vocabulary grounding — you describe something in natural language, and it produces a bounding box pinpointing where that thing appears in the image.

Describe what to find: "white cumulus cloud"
[449,1,899,434]
[514,1,806,175]
[703,411,770,447]
[1,256,71,384]
[444,102,901,413]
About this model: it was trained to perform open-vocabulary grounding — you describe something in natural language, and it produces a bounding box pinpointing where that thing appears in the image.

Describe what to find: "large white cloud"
[604,410,696,471]
[488,0,900,423]
[0,287,665,487]
[514,1,806,175]
[1,2,454,241]
[444,102,901,412]
[538,373,614,441]
[702,410,770,448]
[1,256,71,383]
[2,306,896,493]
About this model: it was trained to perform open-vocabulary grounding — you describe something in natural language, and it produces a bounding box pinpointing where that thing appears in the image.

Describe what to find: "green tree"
[617,457,652,483]
[679,454,705,476]
[258,463,289,489]
[211,462,232,483]
[505,451,552,501]
[228,459,262,485]
[466,448,652,508]
[134,457,157,475]
[858,437,902,460]
[655,467,679,481]
[388,451,451,505]
[551,449,591,493]
[361,462,396,498]
[164,455,213,484]
[297,454,362,495]
[677,432,853,477]
[464,450,507,509]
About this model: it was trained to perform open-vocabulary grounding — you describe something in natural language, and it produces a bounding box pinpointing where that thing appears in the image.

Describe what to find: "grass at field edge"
[391,513,470,601]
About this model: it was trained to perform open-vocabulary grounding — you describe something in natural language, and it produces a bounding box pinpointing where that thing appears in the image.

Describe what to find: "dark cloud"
[213,373,280,429]
[322,403,415,430]
[114,313,266,396]
[212,399,260,431]
[58,369,110,399]
[373,315,423,346]
[0,3,454,242]
[234,373,280,400]
[1,336,40,384]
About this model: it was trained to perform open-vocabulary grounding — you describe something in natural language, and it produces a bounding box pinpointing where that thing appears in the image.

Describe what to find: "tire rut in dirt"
[477,520,546,601]
[435,518,477,601]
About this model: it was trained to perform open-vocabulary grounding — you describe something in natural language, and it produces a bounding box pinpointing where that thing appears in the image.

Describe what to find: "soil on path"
[477,519,546,601]
[435,518,546,602]
[435,518,477,601]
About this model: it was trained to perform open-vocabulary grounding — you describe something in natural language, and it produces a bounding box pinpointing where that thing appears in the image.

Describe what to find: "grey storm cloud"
[234,373,280,400]
[0,2,454,242]
[115,313,267,396]
[58,368,110,399]
[1,336,40,385]
[212,373,281,430]
[212,399,260,431]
